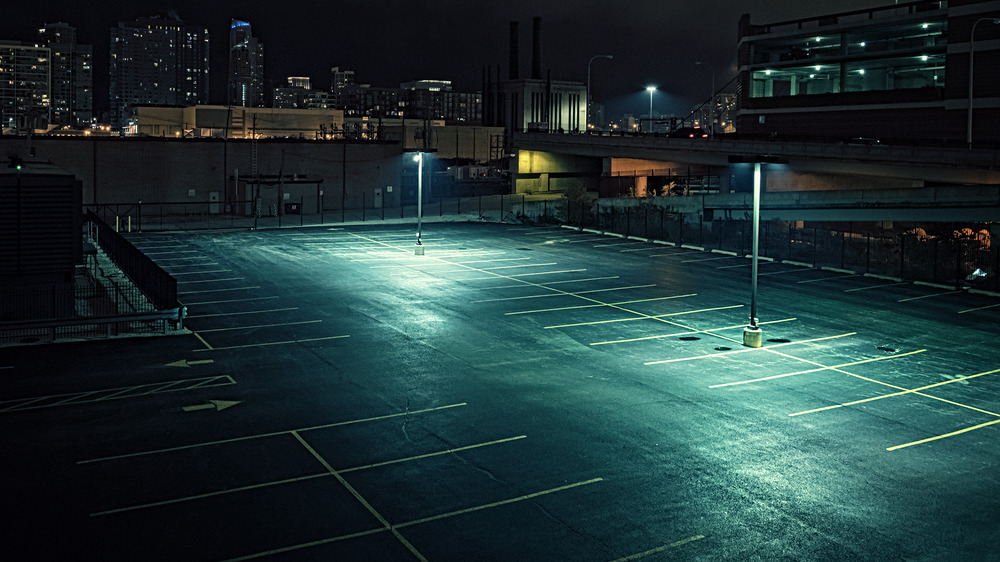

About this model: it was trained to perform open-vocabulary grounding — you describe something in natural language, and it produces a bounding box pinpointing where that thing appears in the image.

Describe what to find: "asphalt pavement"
[2,222,998,561]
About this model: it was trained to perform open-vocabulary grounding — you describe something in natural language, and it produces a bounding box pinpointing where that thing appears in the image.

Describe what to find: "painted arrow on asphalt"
[182,399,241,412]
[165,359,215,368]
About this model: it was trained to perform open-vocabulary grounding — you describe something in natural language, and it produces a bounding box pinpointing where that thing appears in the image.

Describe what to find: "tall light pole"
[729,155,787,348]
[587,54,613,131]
[414,152,424,255]
[746,161,762,347]
[694,61,715,137]
[646,86,656,133]
[967,17,1000,148]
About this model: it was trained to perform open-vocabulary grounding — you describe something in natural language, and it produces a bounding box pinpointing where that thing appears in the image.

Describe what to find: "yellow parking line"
[591,318,795,346]
[196,320,322,333]
[193,335,349,351]
[709,349,925,388]
[506,294,696,315]
[193,332,213,350]
[608,535,706,561]
[790,367,1000,417]
[958,302,1000,314]
[477,285,656,303]
[897,290,963,303]
[887,419,1000,451]
[547,305,742,329]
[78,403,467,464]
[644,331,852,364]
[844,281,909,293]
[395,478,604,529]
[221,477,604,561]
[292,431,429,562]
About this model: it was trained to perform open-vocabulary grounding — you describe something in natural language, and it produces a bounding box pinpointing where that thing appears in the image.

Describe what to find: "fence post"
[813,227,818,267]
[840,230,846,269]
[899,234,906,277]
[362,192,366,222]
[522,195,525,220]
[678,214,683,245]
[763,221,770,257]
[933,237,939,283]
[626,206,630,237]
[955,238,963,287]
[300,195,304,226]
[787,223,793,260]
[500,194,504,222]
[866,233,871,273]
[137,199,142,232]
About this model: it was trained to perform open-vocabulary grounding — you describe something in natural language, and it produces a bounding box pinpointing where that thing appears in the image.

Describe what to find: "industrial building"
[736,0,1000,144]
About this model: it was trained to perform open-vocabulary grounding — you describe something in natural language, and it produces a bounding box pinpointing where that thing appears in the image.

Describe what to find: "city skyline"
[4,0,904,119]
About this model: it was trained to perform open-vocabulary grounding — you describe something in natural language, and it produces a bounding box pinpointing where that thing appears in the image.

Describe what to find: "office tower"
[0,40,51,132]
[38,23,93,127]
[109,14,209,131]
[229,19,264,107]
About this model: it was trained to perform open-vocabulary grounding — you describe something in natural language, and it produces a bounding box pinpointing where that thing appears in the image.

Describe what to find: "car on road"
[668,127,709,139]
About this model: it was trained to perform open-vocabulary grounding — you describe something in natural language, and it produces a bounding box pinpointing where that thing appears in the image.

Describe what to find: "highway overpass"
[509,131,1000,222]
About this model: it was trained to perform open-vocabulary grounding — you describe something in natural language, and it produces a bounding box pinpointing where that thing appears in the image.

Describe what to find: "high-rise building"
[38,23,93,127]
[109,14,210,131]
[330,67,356,108]
[228,19,264,107]
[0,41,51,133]
[273,76,312,109]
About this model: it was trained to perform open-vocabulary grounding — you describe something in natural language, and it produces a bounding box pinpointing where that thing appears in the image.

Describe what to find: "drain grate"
[767,338,791,343]
[877,346,897,353]
[679,336,701,341]
[715,346,732,351]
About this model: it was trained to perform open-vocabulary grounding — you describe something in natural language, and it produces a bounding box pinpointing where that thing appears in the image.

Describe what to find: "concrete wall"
[514,150,602,194]
[0,137,403,211]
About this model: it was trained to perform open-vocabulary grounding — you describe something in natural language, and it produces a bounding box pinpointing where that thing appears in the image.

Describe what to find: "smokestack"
[509,21,519,80]
[532,17,542,80]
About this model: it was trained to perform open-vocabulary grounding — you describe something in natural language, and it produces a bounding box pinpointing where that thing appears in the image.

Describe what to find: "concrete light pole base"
[743,326,763,348]
[414,245,425,256]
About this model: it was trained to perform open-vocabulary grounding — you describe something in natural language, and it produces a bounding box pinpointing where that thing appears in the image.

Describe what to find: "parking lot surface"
[3,222,999,561]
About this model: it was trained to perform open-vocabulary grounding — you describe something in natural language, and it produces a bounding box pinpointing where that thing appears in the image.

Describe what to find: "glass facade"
[749,19,946,98]
[0,43,51,132]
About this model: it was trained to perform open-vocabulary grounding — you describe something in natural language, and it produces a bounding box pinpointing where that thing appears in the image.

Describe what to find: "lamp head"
[646,86,656,92]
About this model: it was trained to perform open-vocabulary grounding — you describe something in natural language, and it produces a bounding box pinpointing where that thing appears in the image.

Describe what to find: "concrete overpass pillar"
[718,166,732,194]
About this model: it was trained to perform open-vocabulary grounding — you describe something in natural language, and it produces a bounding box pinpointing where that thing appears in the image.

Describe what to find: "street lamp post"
[646,86,656,133]
[729,155,787,347]
[414,152,424,255]
[587,55,613,131]
[695,61,715,137]
[967,17,1000,148]
[745,161,763,347]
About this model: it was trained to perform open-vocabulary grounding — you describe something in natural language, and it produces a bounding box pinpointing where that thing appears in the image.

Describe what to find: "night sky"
[5,0,893,119]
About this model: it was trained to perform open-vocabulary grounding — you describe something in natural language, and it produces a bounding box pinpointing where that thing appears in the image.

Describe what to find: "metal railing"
[82,196,997,293]
[564,199,998,292]
[86,210,178,310]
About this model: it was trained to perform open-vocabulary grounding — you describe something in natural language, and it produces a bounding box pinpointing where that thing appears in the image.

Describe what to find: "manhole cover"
[517,247,533,251]
[715,347,732,351]
[679,336,701,341]
[877,346,897,352]
[767,338,791,343]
